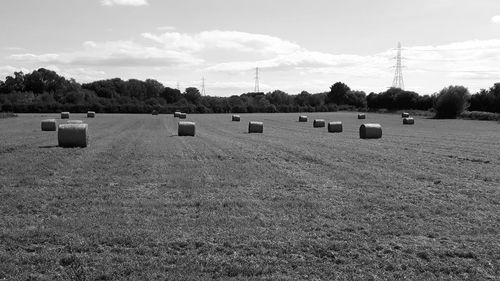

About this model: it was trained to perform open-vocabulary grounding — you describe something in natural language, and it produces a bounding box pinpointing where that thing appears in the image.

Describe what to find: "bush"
[434,86,470,119]
[459,111,500,121]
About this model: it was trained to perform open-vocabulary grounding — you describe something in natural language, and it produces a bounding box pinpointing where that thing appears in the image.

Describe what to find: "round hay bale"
[58,123,89,147]
[41,119,57,131]
[248,121,263,133]
[87,111,95,118]
[178,121,195,136]
[61,112,70,119]
[299,115,308,122]
[401,112,410,118]
[403,117,415,125]
[174,111,181,118]
[313,119,325,128]
[328,121,343,133]
[179,113,187,119]
[357,113,366,119]
[67,120,83,124]
[359,123,382,139]
[232,115,241,121]
[152,110,159,115]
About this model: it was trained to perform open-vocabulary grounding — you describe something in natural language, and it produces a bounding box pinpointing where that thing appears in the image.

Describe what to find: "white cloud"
[4,29,500,95]
[0,66,29,79]
[157,26,176,31]
[101,0,148,6]
[83,41,97,48]
[142,30,301,55]
[8,40,203,67]
[491,15,500,24]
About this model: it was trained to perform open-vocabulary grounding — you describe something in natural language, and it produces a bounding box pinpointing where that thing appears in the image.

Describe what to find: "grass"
[0,112,18,119]
[0,112,499,280]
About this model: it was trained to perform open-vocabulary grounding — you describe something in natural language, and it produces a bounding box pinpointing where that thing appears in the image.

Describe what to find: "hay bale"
[359,123,382,139]
[87,111,95,118]
[357,113,366,119]
[232,115,240,121]
[299,115,308,122]
[174,111,181,117]
[58,123,89,147]
[67,120,83,124]
[328,121,343,133]
[41,119,57,131]
[152,110,159,115]
[403,117,415,125]
[313,119,325,128]
[248,121,263,133]
[61,112,70,119]
[178,121,195,136]
[401,112,410,118]
[179,113,187,119]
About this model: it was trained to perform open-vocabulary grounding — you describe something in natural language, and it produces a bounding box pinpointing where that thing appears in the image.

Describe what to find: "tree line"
[1,68,499,118]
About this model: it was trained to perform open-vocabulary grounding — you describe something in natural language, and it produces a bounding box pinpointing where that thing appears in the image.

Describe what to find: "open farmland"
[0,112,499,280]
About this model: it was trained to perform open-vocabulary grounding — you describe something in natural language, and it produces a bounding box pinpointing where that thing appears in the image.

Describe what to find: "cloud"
[5,29,500,95]
[101,0,148,6]
[400,39,500,79]
[8,40,203,67]
[491,15,500,24]
[83,41,97,48]
[0,66,30,79]
[142,30,301,55]
[157,26,176,31]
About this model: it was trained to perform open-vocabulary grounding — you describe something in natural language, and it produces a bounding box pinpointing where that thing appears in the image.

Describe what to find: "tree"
[434,85,470,118]
[327,82,350,104]
[145,79,164,99]
[160,87,182,103]
[184,87,202,104]
[4,71,25,92]
[294,91,311,106]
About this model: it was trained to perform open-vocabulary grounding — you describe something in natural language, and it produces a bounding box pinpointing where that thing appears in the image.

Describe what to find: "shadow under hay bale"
[248,121,263,133]
[328,121,343,133]
[178,121,195,136]
[402,112,410,118]
[41,119,57,131]
[232,115,240,121]
[58,124,89,147]
[179,113,187,119]
[313,119,325,128]
[403,117,415,125]
[61,112,70,119]
[87,111,95,118]
[359,123,382,139]
[299,115,308,122]
[358,113,366,119]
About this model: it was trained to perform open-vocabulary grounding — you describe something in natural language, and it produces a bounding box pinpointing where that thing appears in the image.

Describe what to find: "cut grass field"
[0,112,499,280]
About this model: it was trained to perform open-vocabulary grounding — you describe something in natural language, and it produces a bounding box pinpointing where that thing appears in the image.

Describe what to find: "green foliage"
[469,83,500,113]
[367,88,433,110]
[327,82,366,108]
[459,111,500,121]
[434,85,470,119]
[327,82,351,104]
[5,68,497,115]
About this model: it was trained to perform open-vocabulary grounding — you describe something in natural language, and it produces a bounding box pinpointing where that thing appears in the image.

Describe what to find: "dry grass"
[0,112,499,280]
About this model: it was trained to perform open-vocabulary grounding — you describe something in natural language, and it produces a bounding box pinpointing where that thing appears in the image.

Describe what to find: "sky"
[1,0,500,96]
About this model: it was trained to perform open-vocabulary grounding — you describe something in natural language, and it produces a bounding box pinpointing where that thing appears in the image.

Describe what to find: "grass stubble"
[0,113,499,280]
